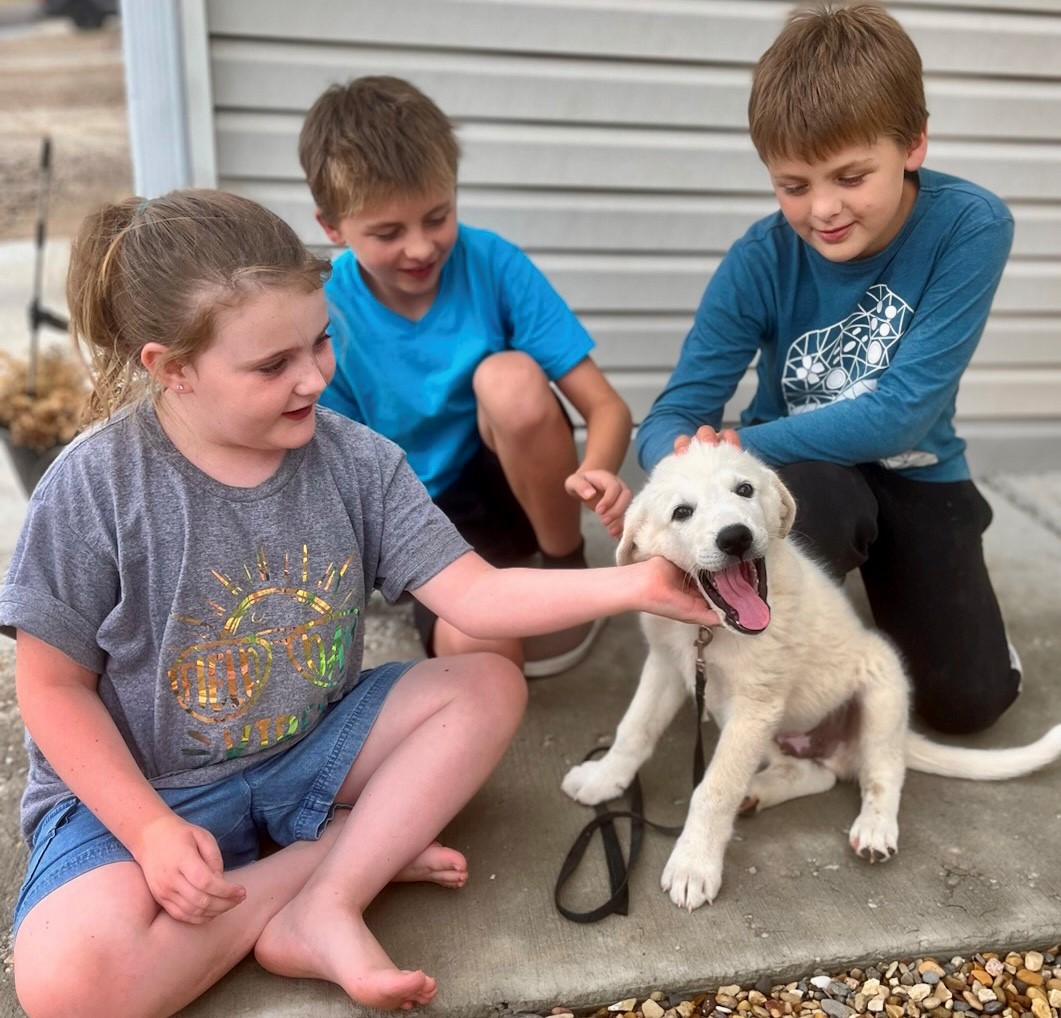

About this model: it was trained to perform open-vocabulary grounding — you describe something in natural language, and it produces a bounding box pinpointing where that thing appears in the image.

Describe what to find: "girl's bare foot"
[255,895,436,1011]
[393,842,468,887]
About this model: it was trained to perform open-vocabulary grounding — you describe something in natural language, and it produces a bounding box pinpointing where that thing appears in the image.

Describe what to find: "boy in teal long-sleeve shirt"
[636,2,1020,735]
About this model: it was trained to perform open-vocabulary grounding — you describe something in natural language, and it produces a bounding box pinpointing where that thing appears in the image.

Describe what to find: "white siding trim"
[178,0,217,188]
[122,0,190,196]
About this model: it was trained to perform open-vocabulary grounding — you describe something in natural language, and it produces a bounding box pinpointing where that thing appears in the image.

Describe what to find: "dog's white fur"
[562,441,1061,910]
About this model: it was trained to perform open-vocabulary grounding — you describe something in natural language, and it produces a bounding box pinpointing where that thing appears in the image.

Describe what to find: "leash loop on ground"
[554,626,712,922]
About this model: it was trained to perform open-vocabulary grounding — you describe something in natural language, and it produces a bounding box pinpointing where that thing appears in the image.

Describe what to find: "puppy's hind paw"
[661,840,722,911]
[561,757,633,806]
[848,811,898,863]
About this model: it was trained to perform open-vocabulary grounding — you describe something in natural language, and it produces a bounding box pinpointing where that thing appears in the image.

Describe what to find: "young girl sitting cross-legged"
[0,189,719,1018]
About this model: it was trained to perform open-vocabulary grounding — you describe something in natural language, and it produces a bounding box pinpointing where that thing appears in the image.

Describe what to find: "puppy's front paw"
[848,809,899,863]
[561,755,634,805]
[660,835,722,910]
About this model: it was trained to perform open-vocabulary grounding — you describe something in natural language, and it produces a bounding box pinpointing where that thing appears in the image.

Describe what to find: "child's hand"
[638,556,722,628]
[134,814,247,924]
[673,425,741,456]
[564,469,632,538]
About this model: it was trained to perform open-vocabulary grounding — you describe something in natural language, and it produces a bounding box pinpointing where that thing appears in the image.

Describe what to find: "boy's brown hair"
[749,1,928,163]
[299,76,461,224]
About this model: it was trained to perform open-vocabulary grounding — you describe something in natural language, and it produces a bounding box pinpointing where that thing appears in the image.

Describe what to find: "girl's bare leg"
[394,841,468,887]
[14,817,347,1018]
[254,652,526,1009]
[15,653,525,1017]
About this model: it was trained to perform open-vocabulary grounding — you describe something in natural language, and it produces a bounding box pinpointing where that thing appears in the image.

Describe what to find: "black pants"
[776,461,1020,735]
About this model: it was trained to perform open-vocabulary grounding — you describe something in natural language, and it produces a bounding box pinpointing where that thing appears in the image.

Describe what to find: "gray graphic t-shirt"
[0,404,469,840]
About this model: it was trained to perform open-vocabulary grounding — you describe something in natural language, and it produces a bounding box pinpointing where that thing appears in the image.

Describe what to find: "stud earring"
[176,384,185,392]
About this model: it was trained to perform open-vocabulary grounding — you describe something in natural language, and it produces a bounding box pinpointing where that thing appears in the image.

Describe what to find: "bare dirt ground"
[0,16,131,241]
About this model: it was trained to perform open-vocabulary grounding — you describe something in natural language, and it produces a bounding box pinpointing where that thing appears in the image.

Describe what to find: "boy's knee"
[473,352,558,430]
[912,662,1020,736]
[473,349,541,386]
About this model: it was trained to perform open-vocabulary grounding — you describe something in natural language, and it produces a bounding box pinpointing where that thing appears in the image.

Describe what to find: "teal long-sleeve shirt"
[636,168,1014,482]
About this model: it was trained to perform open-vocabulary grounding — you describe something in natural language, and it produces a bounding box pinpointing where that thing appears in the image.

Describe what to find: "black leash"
[554,625,712,923]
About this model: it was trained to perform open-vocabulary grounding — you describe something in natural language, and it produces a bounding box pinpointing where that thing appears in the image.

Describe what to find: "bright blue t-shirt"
[637,168,1014,482]
[320,224,595,497]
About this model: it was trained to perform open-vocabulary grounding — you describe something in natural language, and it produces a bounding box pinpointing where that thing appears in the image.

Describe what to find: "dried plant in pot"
[0,137,90,496]
[0,345,89,495]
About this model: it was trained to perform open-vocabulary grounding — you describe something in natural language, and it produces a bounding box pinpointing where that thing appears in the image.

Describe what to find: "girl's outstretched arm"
[412,552,720,640]
[14,631,246,924]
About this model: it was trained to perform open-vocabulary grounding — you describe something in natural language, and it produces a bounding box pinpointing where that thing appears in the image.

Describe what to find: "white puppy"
[562,440,1061,910]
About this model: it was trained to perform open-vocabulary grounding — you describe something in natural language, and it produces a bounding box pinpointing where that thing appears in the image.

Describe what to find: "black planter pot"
[1,428,65,497]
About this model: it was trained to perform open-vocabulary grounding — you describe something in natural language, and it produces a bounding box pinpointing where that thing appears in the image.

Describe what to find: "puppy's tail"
[904,726,1061,780]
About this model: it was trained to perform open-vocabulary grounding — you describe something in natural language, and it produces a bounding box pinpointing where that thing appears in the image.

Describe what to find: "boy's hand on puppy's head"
[564,469,632,539]
[673,425,741,456]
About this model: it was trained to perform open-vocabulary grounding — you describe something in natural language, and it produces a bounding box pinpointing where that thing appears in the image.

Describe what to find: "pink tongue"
[714,563,770,631]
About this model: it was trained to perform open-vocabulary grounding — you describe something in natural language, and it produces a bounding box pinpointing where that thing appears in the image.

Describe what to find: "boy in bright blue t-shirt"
[299,76,634,678]
[636,2,1021,735]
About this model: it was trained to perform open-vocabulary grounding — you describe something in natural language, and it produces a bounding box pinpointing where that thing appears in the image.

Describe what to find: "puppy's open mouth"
[696,559,770,634]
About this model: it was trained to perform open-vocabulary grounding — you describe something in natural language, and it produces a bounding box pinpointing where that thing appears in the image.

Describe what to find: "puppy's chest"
[659,625,773,700]
[702,634,778,695]
[698,624,857,733]
[677,624,813,714]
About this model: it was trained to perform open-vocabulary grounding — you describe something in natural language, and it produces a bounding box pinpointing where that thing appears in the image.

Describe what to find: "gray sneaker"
[523,618,605,679]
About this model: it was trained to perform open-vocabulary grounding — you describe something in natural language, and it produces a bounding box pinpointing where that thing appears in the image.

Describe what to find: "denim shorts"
[13,660,412,935]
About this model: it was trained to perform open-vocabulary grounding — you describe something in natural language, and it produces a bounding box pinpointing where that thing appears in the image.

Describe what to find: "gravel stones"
[532,946,1061,1018]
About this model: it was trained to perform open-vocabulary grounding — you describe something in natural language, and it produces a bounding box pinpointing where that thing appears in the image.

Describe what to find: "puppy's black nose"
[717,524,753,558]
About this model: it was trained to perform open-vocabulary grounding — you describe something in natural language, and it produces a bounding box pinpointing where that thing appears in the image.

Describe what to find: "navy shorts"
[13,660,412,935]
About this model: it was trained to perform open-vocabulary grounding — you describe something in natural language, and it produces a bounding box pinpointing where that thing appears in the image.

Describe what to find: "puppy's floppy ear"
[772,473,798,539]
[616,496,649,565]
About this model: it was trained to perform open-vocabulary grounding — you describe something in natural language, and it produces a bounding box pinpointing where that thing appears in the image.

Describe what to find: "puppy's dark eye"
[671,504,694,522]
[735,482,754,498]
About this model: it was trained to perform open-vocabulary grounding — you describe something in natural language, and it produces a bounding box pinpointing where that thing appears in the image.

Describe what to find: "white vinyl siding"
[169,0,1061,464]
